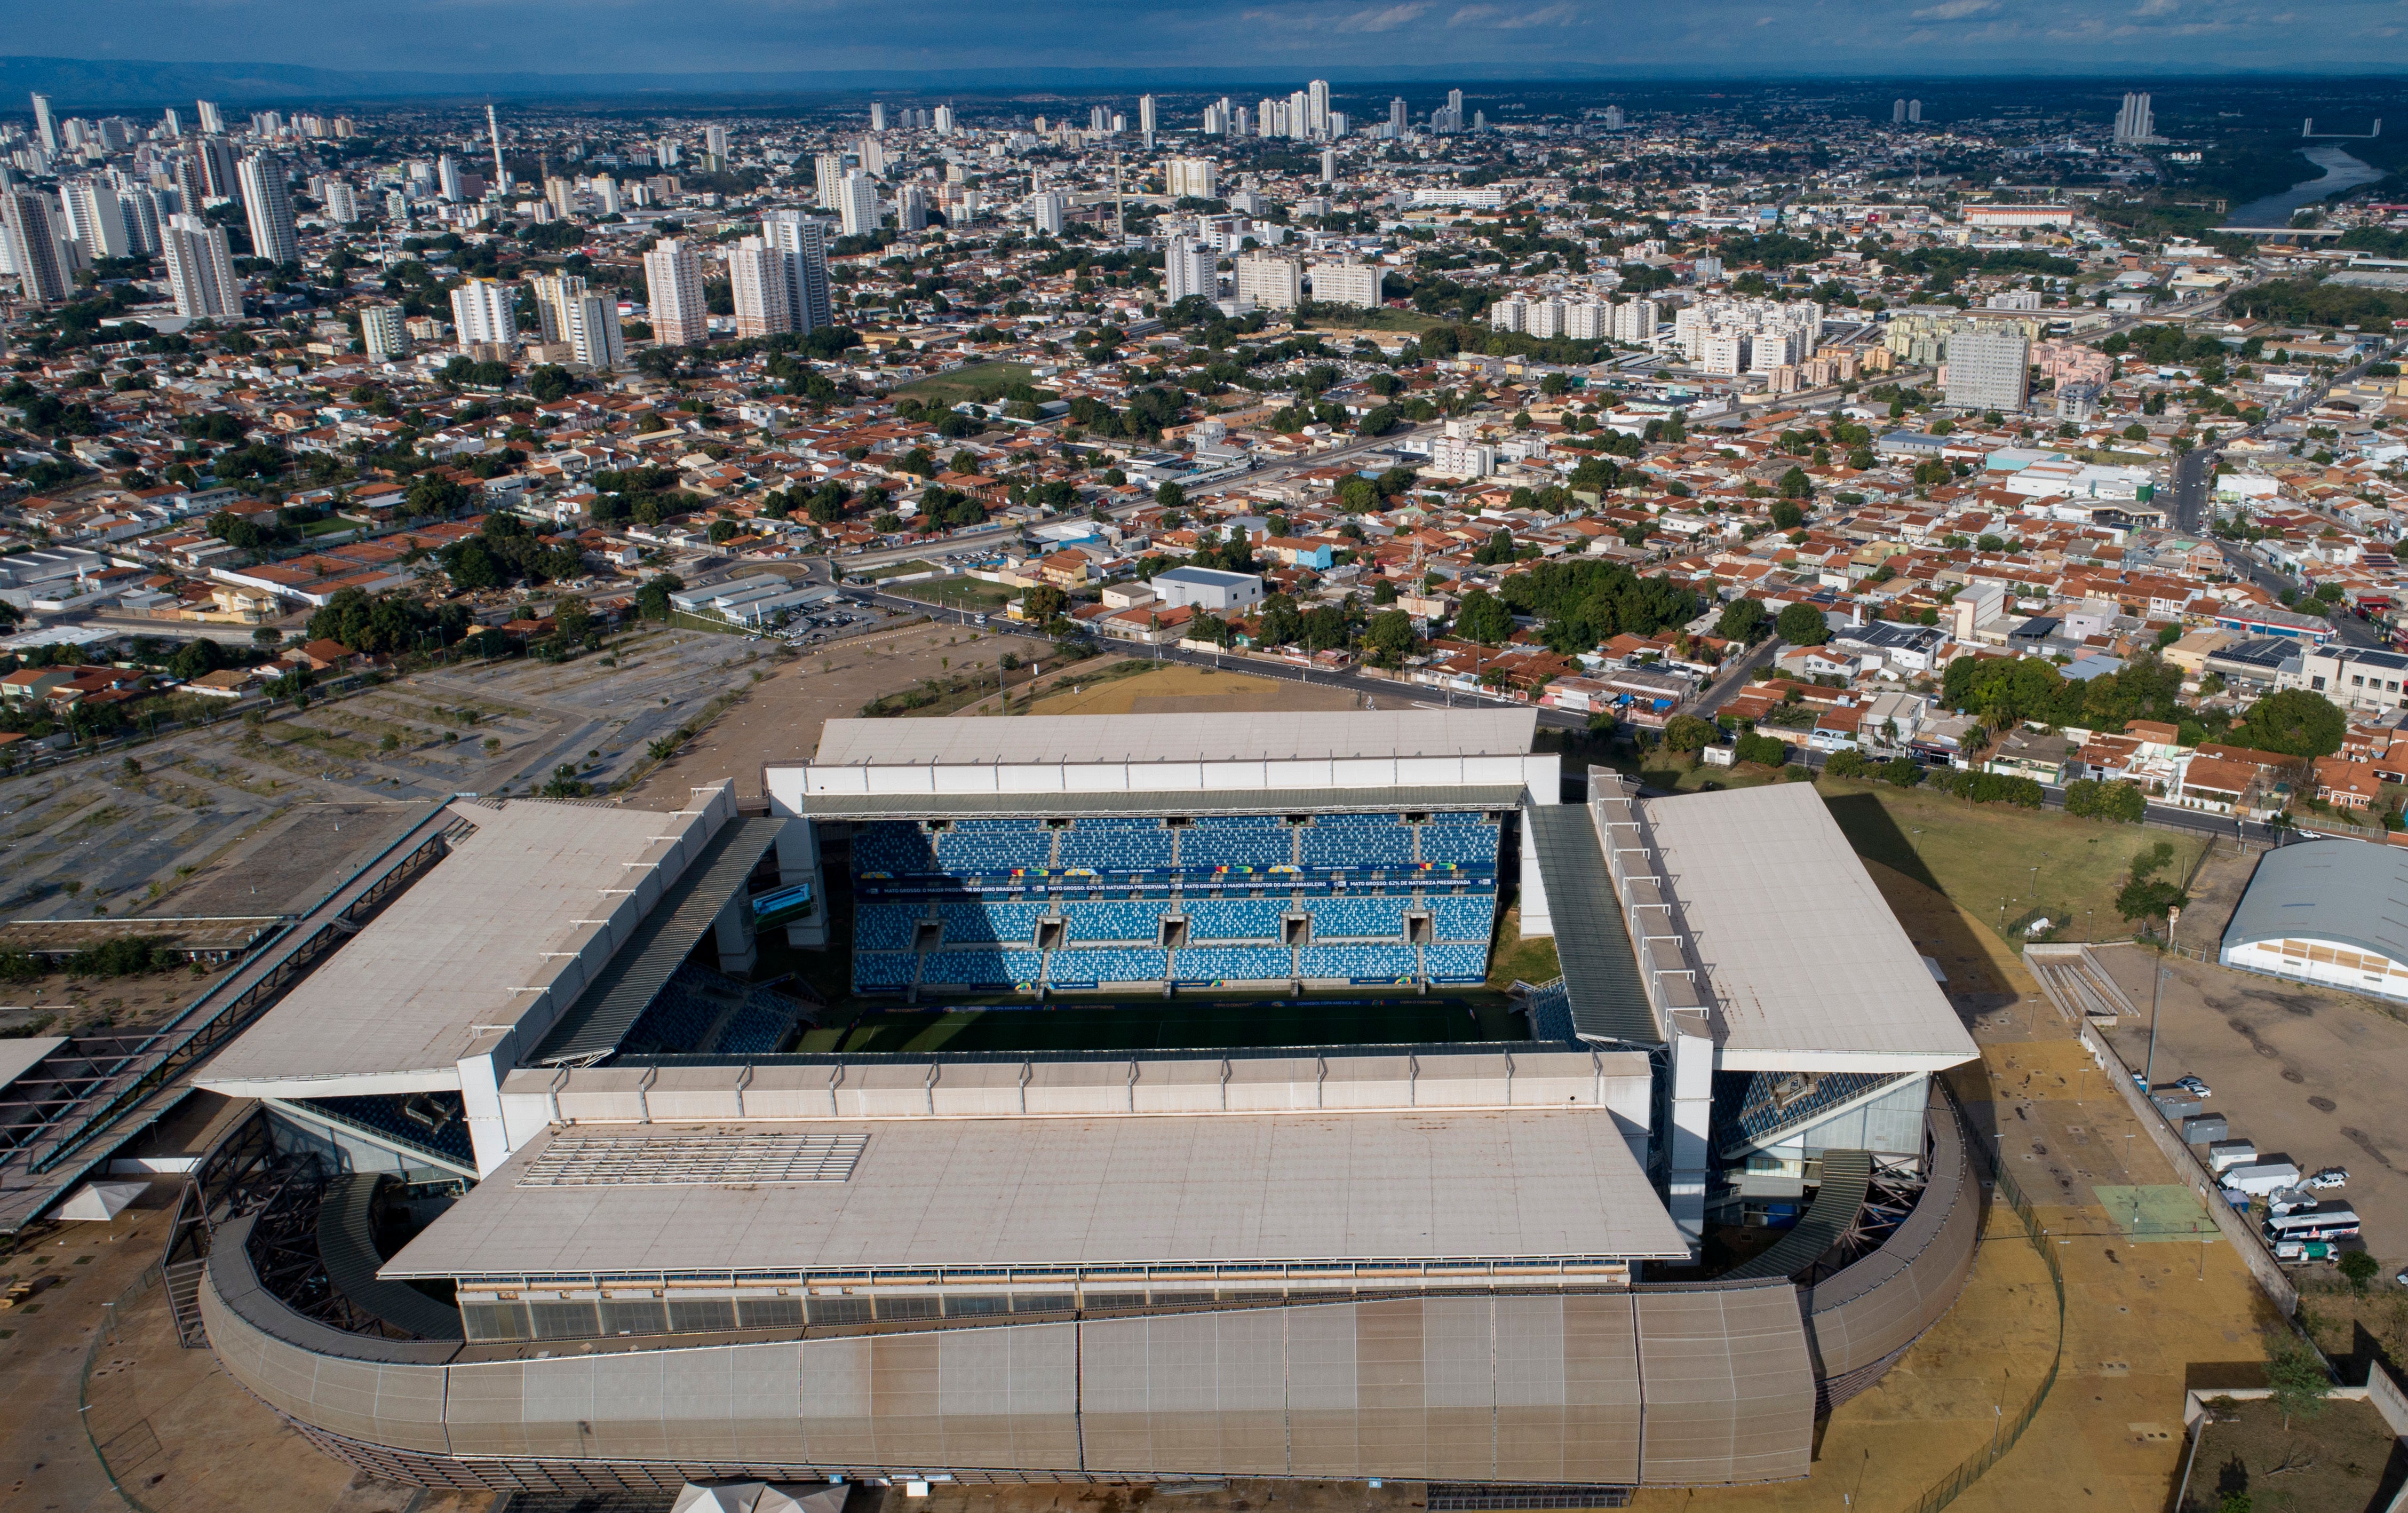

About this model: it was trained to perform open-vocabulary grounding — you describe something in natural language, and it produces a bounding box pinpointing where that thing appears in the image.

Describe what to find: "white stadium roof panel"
[810,710,1539,768]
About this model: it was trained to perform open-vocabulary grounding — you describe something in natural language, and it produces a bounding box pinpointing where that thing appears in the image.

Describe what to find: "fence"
[1902,1082,2069,1513]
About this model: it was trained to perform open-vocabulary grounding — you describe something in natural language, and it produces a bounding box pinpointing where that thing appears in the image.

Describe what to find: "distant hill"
[0,56,1598,110]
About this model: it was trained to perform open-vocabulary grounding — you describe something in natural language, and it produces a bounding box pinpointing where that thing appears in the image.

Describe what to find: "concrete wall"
[767,755,1560,807]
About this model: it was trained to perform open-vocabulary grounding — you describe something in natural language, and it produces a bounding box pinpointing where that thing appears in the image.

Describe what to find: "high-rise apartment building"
[1288,90,1310,139]
[761,210,833,332]
[438,154,465,202]
[1165,158,1218,201]
[1610,298,1659,344]
[1307,256,1381,309]
[1603,105,1624,129]
[2,189,70,305]
[1320,149,1337,184]
[323,180,360,224]
[1308,80,1330,138]
[1892,98,1907,125]
[195,99,225,136]
[448,276,519,350]
[237,153,298,265]
[857,136,886,176]
[1907,99,1922,124]
[359,303,408,361]
[528,271,586,344]
[705,125,729,164]
[1029,188,1066,236]
[59,179,131,259]
[1942,328,2029,411]
[933,105,955,137]
[837,172,880,238]
[896,183,928,233]
[1233,250,1302,311]
[566,290,624,369]
[727,235,791,338]
[643,237,708,346]
[161,213,241,317]
[2113,91,2157,145]
[119,187,165,255]
[1138,95,1157,140]
[1390,97,1408,136]
[162,106,183,137]
[814,153,846,207]
[870,102,887,132]
[198,136,241,203]
[30,93,58,155]
[1163,235,1215,304]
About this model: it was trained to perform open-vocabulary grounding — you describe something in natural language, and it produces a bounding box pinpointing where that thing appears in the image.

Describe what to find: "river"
[2228,144,2387,228]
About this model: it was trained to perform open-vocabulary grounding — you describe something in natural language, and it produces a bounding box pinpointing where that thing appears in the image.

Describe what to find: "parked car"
[2310,1167,2350,1190]
[2175,1076,2212,1097]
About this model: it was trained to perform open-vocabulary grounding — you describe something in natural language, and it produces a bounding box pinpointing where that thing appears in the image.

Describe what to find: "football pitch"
[796,994,1529,1054]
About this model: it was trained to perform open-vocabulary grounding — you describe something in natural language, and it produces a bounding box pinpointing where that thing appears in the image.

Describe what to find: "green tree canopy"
[1775,601,1831,646]
[2234,689,2346,758]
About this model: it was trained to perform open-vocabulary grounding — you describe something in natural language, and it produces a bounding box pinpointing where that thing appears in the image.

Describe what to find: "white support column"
[1517,811,1554,938]
[778,818,829,950]
[1666,1010,1715,1250]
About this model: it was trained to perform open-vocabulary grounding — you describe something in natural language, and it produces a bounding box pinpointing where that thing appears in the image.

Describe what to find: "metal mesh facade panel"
[1632,1288,1813,1485]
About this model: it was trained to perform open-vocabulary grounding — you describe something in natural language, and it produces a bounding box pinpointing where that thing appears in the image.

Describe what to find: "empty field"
[891,361,1039,407]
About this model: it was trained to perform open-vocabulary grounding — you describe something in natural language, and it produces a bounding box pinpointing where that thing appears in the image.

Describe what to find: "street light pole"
[2144,905,2180,1088]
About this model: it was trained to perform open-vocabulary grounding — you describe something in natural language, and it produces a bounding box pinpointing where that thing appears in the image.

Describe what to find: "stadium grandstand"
[164,712,1985,1500]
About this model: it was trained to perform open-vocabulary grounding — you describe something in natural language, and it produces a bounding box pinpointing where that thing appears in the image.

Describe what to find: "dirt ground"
[1013,662,1415,718]
[621,620,1056,806]
[2096,917,2408,1275]
[2178,1395,2406,1512]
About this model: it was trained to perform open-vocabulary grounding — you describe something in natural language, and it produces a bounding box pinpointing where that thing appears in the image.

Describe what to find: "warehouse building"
[2220,837,2408,1002]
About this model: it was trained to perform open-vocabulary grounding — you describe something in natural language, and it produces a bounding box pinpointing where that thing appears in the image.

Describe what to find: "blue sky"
[5,0,2404,80]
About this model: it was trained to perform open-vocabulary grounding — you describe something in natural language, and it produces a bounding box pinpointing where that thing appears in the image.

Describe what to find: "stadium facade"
[180,711,1982,1497]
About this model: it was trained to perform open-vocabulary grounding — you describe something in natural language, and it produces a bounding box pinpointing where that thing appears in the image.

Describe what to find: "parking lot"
[2096,940,2408,1273]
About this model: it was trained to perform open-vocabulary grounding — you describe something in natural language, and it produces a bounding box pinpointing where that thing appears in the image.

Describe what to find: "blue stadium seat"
[933,820,1053,872]
[1170,946,1295,982]
[1432,895,1498,941]
[1182,899,1290,940]
[854,903,926,953]
[1181,823,1296,869]
[1423,942,1490,980]
[1059,820,1175,872]
[1427,811,1490,824]
[1046,947,1170,984]
[853,954,918,992]
[1419,824,1500,865]
[1063,899,1164,942]
[854,821,936,875]
[1298,943,1418,980]
[1315,812,1404,827]
[1305,897,1407,939]
[935,900,1048,945]
[919,948,1043,987]
[712,1003,794,1055]
[1301,822,1412,867]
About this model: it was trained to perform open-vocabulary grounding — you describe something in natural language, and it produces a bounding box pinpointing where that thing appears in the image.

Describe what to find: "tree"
[2235,689,2346,758]
[1733,731,1791,767]
[1154,480,1186,511]
[1455,587,1515,645]
[1363,609,1418,665]
[1024,584,1068,625]
[2341,1248,2380,1295]
[1716,598,1770,644]
[554,595,593,639]
[1880,757,1925,788]
[2264,1329,2331,1430]
[635,573,685,621]
[169,638,226,680]
[1662,714,1716,753]
[527,365,575,403]
[1775,601,1831,646]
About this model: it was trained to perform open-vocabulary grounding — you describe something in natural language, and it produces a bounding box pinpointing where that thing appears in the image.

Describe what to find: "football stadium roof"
[379,1104,1691,1280]
[1640,785,1979,1072]
[810,710,1539,768]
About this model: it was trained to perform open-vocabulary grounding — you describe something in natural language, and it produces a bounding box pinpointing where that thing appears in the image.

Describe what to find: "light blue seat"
[1298,942,1418,980]
[854,821,936,875]
[1063,899,1163,942]
[934,820,1053,872]
[1059,821,1175,871]
[1419,825,1499,865]
[853,954,918,991]
[1046,947,1169,984]
[1432,895,1497,941]
[1170,946,1294,981]
[1183,899,1290,940]
[854,903,925,953]
[919,948,1043,987]
[1305,897,1407,939]
[1301,823,1412,867]
[1424,942,1490,980]
[934,900,1048,945]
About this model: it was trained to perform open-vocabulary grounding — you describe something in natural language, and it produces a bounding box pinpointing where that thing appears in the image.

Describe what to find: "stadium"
[170,710,1984,1500]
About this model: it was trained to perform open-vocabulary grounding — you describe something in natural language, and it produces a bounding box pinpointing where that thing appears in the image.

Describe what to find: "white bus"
[2263,1207,2361,1245]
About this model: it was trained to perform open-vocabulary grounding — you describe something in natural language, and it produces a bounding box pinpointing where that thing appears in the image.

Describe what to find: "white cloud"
[1911,0,1999,17]
[1337,1,1429,28]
